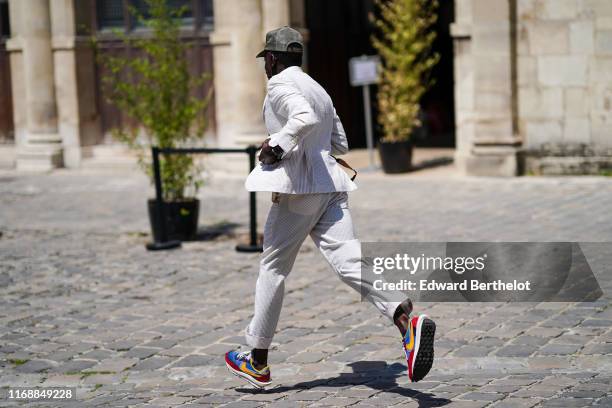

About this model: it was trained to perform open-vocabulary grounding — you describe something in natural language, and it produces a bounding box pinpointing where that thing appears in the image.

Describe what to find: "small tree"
[371,0,440,143]
[96,0,212,201]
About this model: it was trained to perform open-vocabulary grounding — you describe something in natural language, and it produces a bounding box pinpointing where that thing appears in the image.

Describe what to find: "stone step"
[0,145,16,169]
[80,144,140,170]
[16,144,63,172]
[89,144,138,158]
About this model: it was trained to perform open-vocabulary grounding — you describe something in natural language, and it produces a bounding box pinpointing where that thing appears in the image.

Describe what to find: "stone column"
[50,0,101,168]
[452,0,520,176]
[262,0,290,35]
[288,0,309,69]
[211,0,267,149]
[6,0,25,147]
[261,0,291,101]
[262,0,298,67]
[10,0,63,171]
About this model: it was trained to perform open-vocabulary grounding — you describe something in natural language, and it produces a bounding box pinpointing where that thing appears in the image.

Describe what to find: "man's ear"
[270,53,281,75]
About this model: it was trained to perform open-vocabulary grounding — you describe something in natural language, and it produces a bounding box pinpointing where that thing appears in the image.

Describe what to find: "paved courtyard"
[1,164,611,407]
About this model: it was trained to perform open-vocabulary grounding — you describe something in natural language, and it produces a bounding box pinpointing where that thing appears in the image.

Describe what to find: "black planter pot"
[147,198,200,242]
[378,140,413,174]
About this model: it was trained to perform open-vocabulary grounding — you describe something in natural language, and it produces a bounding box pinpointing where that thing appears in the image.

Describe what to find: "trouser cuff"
[245,326,273,349]
[385,301,402,321]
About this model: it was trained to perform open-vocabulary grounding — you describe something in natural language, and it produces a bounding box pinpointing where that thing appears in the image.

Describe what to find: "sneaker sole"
[412,316,436,382]
[225,361,271,389]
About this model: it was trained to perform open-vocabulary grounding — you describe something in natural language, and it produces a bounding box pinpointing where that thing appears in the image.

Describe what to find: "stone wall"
[452,0,521,177]
[518,0,612,175]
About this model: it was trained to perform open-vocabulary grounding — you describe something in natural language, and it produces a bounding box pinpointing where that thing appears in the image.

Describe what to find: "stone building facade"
[517,0,612,175]
[4,0,100,170]
[453,0,612,175]
[0,0,610,175]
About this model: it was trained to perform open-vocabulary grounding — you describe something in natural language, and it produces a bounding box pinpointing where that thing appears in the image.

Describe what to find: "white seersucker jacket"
[245,66,358,194]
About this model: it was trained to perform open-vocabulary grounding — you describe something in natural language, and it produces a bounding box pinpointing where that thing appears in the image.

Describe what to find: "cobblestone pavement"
[1,168,611,407]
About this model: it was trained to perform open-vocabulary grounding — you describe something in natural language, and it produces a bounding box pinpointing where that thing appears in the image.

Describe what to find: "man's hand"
[259,138,284,165]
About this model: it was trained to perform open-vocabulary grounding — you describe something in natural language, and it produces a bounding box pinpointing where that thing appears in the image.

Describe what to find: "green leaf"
[97,0,210,201]
[371,0,440,142]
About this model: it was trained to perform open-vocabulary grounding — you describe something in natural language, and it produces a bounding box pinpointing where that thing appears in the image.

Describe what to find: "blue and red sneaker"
[225,350,272,389]
[403,314,436,382]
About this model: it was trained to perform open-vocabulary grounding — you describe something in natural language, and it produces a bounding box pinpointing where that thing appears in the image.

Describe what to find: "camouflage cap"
[256,26,303,58]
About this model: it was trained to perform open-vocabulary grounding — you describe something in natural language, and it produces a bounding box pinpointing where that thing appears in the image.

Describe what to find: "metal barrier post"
[236,145,263,252]
[146,146,182,251]
[145,145,262,252]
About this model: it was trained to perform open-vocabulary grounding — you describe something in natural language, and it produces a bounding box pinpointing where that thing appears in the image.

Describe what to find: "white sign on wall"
[348,55,381,169]
[349,55,381,87]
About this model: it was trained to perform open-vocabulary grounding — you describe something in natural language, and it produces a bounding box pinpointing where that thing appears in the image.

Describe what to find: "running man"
[224,26,435,388]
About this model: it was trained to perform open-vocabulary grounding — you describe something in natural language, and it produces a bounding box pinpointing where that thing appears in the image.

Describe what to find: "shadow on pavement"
[189,221,241,241]
[411,156,453,172]
[237,360,451,407]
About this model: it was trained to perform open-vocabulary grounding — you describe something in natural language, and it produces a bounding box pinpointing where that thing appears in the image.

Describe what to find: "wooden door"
[305,0,376,148]
[305,0,455,148]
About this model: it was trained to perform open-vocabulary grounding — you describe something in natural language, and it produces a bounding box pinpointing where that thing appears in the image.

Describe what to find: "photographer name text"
[373,279,531,291]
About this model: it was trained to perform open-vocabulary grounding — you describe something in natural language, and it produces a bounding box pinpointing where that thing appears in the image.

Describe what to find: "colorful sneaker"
[403,314,436,382]
[225,350,272,389]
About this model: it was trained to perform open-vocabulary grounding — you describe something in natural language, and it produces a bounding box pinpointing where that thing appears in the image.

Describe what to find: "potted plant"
[96,0,212,241]
[371,0,439,173]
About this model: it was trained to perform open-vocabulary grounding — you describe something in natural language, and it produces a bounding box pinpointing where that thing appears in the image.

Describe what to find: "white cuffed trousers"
[245,192,401,349]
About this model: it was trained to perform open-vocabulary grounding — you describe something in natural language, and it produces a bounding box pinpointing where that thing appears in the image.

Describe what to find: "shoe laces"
[236,350,251,361]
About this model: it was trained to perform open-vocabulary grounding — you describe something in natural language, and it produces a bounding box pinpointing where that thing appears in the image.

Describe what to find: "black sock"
[251,348,268,368]
[393,298,413,323]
